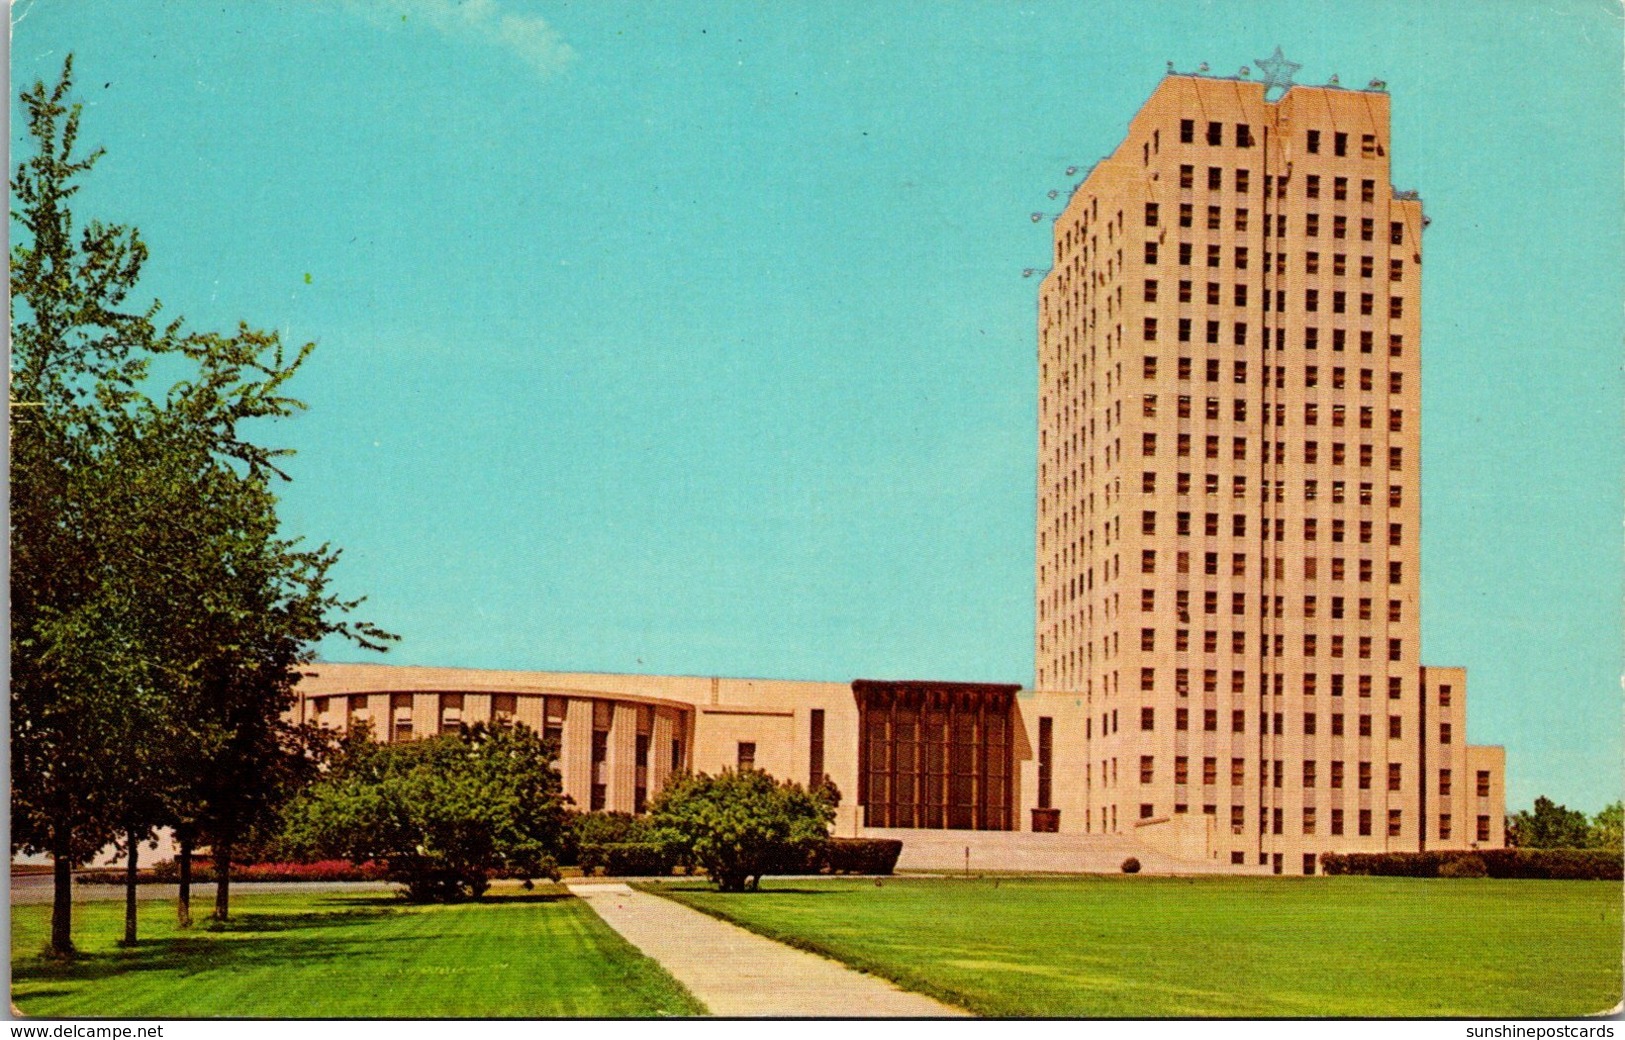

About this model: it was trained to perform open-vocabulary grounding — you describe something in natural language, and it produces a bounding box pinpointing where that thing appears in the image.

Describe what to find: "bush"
[583,842,678,877]
[1320,848,1621,881]
[1121,857,1141,874]
[279,723,567,901]
[78,859,390,884]
[648,768,836,892]
[561,811,644,867]
[1439,855,1487,878]
[823,838,903,875]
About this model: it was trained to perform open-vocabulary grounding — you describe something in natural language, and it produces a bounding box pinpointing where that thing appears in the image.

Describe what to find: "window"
[1140,803,1155,820]
[1362,133,1376,158]
[1307,129,1321,154]
[1388,715,1402,740]
[1207,244,1221,268]
[1179,202,1193,228]
[1204,709,1218,733]
[1178,243,1192,265]
[1145,241,1159,264]
[738,741,756,770]
[1389,296,1404,319]
[1306,213,1319,238]
[1207,166,1223,190]
[1306,288,1319,311]
[390,692,414,742]
[1361,178,1375,203]
[1477,770,1492,798]
[1237,125,1253,149]
[1176,708,1189,731]
[1141,707,1155,731]
[1232,709,1245,734]
[1175,757,1189,785]
[1331,761,1345,789]
[1334,131,1348,157]
[1180,163,1194,188]
[1391,221,1405,245]
[1207,122,1222,146]
[1180,119,1194,144]
[1440,722,1453,745]
[1333,216,1347,240]
[1140,755,1155,784]
[1478,815,1492,842]
[1145,202,1159,227]
[1358,761,1372,790]
[1143,316,1158,339]
[809,709,826,787]
[1387,762,1402,792]
[1234,208,1249,232]
[1141,666,1156,690]
[1306,174,1320,199]
[1388,809,1403,837]
[1439,814,1453,840]
[1361,217,1375,242]
[494,693,518,725]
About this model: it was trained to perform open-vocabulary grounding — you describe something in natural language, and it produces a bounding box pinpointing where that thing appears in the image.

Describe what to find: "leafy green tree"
[648,768,836,892]
[280,724,568,901]
[1506,796,1592,849]
[10,56,392,952]
[1587,802,1622,850]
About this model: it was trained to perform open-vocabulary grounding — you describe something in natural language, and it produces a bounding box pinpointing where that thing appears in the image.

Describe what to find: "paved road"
[9,874,395,904]
[566,881,969,1018]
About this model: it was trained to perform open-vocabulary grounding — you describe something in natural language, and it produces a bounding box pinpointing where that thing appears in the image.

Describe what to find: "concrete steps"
[859,828,1253,875]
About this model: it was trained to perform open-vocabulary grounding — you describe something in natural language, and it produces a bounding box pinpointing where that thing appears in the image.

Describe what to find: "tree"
[648,768,836,892]
[10,56,392,952]
[1588,802,1622,851]
[1506,796,1592,849]
[279,723,568,901]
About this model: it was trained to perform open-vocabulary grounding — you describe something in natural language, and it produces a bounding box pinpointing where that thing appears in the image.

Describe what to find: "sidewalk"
[565,881,969,1018]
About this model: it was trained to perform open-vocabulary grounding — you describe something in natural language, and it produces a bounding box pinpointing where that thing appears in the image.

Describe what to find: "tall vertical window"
[1038,717,1054,810]
[390,692,414,742]
[591,700,612,811]
[438,692,464,735]
[856,681,1014,831]
[737,741,756,770]
[810,708,827,788]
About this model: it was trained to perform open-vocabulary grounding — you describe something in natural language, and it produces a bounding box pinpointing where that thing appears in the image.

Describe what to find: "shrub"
[648,768,836,892]
[823,838,903,875]
[1121,857,1141,874]
[586,842,678,877]
[1320,848,1621,881]
[279,723,567,901]
[1439,855,1487,878]
[78,859,390,884]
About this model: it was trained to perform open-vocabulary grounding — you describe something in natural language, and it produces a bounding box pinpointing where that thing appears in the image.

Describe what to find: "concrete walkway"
[565,881,969,1018]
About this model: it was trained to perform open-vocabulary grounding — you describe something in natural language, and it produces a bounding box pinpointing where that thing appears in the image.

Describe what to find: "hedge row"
[1320,848,1622,881]
[77,859,390,885]
[576,837,903,878]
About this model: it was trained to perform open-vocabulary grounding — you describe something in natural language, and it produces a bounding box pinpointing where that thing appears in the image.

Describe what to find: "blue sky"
[11,0,1622,812]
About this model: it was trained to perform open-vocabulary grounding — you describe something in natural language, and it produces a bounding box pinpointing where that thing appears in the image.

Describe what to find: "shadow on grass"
[14,929,423,987]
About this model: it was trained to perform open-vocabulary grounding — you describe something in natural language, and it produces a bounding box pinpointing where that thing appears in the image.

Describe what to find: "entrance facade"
[854,680,1019,831]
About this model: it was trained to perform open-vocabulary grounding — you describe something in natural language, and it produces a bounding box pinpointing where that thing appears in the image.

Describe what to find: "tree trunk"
[213,839,231,922]
[50,827,75,957]
[176,835,193,929]
[122,826,139,945]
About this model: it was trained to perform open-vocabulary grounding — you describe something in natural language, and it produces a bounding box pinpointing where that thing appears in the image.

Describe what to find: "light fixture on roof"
[1198,62,1210,73]
[1328,73,1340,86]
[1239,66,1251,77]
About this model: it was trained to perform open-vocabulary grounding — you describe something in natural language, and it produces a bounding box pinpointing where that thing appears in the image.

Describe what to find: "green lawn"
[646,875,1623,1018]
[12,887,703,1018]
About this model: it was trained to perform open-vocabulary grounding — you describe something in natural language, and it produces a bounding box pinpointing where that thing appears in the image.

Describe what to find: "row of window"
[1171,167,1388,206]
[1145,357,1406,393]
[1138,622,1406,656]
[1140,705,1410,736]
[1153,204,1406,252]
[1139,757,1452,791]
[1176,119,1380,161]
[1146,433,1406,468]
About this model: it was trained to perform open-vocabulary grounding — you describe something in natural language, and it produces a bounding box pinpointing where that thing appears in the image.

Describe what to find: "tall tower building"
[1034,64,1505,873]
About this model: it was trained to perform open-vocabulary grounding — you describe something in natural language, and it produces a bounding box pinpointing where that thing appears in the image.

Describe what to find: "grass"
[644,875,1623,1018]
[12,885,704,1018]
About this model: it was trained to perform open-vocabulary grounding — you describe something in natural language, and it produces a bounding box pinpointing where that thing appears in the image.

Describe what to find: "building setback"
[291,67,1505,875]
[1033,71,1504,872]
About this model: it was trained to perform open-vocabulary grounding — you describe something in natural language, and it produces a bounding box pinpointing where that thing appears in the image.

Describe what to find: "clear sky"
[11,0,1622,812]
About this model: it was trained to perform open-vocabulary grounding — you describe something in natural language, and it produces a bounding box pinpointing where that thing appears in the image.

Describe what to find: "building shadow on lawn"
[14,930,421,987]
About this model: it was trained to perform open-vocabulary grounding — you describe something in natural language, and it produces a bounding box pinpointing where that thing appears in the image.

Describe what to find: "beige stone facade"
[1033,74,1504,871]
[287,73,1505,876]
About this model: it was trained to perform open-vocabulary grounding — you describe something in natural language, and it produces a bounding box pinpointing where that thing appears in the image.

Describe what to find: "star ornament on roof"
[1254,46,1301,99]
